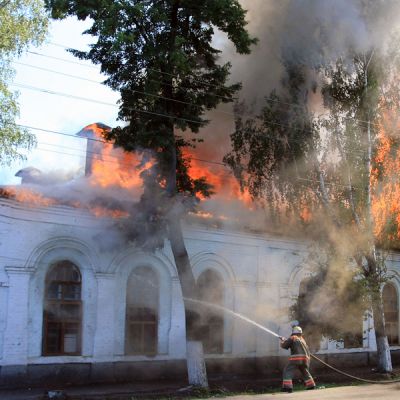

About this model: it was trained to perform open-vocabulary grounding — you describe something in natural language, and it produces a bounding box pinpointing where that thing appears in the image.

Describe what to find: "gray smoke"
[219,0,400,102]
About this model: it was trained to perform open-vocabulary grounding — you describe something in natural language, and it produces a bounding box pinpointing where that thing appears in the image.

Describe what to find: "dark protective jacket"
[281,334,311,365]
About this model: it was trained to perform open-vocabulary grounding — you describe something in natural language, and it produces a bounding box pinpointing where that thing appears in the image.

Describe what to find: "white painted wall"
[0,198,399,368]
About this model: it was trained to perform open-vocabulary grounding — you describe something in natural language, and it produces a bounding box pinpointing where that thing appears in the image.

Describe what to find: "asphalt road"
[228,383,400,400]
[1,382,400,399]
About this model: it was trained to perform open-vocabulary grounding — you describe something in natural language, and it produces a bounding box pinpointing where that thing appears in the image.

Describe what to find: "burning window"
[125,267,159,355]
[383,283,399,346]
[197,269,224,354]
[42,260,82,356]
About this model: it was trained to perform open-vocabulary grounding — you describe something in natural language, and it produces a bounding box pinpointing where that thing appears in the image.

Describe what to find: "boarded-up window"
[197,269,224,354]
[125,267,159,355]
[43,260,82,355]
[383,283,399,346]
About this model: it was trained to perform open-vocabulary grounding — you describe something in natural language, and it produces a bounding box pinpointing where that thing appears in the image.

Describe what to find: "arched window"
[197,269,224,354]
[43,260,82,355]
[125,267,159,355]
[383,283,399,345]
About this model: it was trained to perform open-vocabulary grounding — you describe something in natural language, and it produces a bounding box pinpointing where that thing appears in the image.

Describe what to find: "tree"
[45,0,256,386]
[0,0,48,164]
[224,48,400,372]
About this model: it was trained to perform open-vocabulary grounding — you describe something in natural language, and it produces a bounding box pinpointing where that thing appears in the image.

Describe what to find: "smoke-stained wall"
[0,197,399,385]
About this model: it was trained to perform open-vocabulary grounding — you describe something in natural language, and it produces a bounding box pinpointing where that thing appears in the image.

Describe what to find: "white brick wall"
[0,198,399,369]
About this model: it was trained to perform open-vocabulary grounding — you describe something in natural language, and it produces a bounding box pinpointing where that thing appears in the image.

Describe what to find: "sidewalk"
[2,381,400,400]
[0,368,398,400]
[0,380,186,400]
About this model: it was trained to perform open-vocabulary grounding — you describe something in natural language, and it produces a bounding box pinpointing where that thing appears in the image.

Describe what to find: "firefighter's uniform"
[280,328,316,392]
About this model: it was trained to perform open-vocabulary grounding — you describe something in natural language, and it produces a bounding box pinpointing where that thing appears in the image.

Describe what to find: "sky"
[1,17,120,185]
[3,1,398,186]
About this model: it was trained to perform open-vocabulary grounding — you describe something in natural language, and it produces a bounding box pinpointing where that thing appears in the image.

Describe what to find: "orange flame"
[0,187,57,207]
[90,206,129,218]
[184,151,252,205]
[371,110,400,241]
[2,123,256,220]
[82,124,151,190]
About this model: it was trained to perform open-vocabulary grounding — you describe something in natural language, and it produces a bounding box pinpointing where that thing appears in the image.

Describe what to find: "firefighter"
[280,325,316,393]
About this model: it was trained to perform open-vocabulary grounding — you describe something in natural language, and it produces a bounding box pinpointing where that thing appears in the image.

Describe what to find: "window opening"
[197,269,224,354]
[125,267,159,355]
[43,260,82,355]
[383,283,399,345]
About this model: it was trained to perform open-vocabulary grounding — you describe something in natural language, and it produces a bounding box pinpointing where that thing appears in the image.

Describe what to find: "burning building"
[0,123,399,387]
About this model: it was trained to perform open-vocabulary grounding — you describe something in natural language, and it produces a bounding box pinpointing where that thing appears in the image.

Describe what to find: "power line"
[12,82,206,126]
[14,61,103,84]
[48,41,236,92]
[23,143,370,192]
[26,49,235,102]
[39,140,229,170]
[29,142,372,192]
[14,61,234,112]
[35,142,230,171]
[0,209,118,231]
[11,80,367,156]
[40,43,384,128]
[13,63,384,138]
[18,124,228,168]
[27,50,98,69]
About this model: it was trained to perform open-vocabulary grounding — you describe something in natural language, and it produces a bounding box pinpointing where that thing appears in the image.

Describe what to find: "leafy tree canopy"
[224,39,400,371]
[46,0,257,247]
[0,0,48,165]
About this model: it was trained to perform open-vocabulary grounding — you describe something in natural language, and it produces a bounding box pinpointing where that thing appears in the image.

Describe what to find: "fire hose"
[309,353,400,384]
[184,298,400,384]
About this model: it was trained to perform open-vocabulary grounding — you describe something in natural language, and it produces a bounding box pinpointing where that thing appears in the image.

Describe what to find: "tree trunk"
[371,287,393,372]
[162,1,208,386]
[168,218,208,388]
[361,52,392,373]
[186,341,208,388]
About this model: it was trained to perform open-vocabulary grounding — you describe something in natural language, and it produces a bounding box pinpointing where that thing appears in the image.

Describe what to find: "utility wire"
[37,44,385,128]
[12,81,368,157]
[14,61,103,84]
[27,50,98,69]
[37,140,230,171]
[11,65,377,162]
[0,209,118,230]
[26,143,371,192]
[19,124,371,190]
[26,50,236,102]
[47,41,238,92]
[12,82,206,126]
[17,124,228,168]
[15,60,235,112]
[11,72,381,152]
[15,123,372,190]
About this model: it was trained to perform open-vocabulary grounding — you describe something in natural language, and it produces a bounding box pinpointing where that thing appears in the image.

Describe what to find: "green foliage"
[224,27,400,356]
[224,63,322,225]
[0,0,48,164]
[45,0,257,248]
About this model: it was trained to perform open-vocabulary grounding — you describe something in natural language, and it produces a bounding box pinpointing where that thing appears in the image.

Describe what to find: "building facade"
[0,197,399,386]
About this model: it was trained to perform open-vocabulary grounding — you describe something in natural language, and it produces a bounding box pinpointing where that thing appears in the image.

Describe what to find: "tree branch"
[334,127,362,227]
[0,0,11,9]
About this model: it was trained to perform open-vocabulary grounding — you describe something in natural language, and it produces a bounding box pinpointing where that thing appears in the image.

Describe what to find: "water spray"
[184,297,400,384]
[130,273,399,384]
[184,297,281,339]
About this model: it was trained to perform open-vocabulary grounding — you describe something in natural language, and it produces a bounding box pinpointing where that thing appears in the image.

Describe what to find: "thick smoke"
[230,0,400,101]
[188,1,400,233]
[187,0,400,344]
[6,1,400,347]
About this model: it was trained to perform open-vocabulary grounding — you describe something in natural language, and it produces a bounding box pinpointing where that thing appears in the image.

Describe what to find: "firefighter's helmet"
[292,326,303,335]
